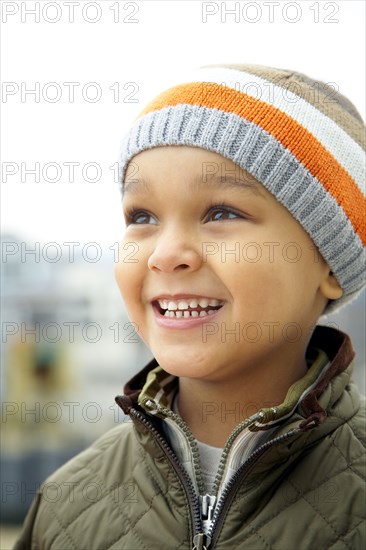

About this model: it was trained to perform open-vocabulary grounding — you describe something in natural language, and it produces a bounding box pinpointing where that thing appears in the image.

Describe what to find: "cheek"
[218,255,301,317]
[114,261,129,297]
[218,253,281,292]
[114,258,143,311]
[114,261,151,346]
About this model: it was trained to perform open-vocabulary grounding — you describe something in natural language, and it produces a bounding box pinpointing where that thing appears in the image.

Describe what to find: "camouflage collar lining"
[138,347,330,428]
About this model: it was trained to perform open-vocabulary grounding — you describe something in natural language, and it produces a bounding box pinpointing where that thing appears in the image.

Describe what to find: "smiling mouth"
[154,297,224,319]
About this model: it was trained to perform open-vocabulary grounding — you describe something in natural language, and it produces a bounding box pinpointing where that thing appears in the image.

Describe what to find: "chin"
[152,347,214,378]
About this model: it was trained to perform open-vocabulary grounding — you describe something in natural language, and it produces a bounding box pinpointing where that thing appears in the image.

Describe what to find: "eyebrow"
[122,172,264,198]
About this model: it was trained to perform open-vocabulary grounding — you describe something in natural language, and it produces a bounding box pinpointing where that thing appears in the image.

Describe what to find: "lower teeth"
[163,309,216,318]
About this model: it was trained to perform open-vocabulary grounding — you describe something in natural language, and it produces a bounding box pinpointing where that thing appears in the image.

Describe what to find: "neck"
[177,348,308,447]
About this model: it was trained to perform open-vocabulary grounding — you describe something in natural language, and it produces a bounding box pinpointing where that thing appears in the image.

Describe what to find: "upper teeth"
[158,298,222,310]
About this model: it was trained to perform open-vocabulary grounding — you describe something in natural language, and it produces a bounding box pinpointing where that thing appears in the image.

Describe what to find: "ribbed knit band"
[119,64,366,313]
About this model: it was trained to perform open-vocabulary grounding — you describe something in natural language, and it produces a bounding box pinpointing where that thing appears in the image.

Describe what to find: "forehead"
[123,146,265,198]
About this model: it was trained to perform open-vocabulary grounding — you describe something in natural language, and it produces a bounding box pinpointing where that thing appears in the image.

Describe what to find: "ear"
[319,271,343,300]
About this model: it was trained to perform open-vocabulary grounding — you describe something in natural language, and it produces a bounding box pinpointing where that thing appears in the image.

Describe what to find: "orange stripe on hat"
[138,82,366,245]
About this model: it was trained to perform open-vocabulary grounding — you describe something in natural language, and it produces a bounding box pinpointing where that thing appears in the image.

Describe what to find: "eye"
[124,209,158,225]
[206,206,242,222]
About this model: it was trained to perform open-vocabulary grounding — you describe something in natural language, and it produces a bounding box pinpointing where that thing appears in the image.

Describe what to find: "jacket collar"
[116,325,355,432]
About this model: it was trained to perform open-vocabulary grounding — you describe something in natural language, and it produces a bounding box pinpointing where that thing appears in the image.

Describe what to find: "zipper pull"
[192,533,212,550]
[195,495,215,548]
[200,494,216,522]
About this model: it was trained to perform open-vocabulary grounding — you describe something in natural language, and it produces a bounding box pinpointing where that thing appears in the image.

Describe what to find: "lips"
[152,295,224,319]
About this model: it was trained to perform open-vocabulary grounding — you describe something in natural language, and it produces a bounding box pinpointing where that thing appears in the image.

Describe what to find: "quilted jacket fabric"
[14,326,366,549]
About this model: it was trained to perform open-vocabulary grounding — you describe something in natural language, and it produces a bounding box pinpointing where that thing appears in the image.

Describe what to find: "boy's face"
[115,146,338,382]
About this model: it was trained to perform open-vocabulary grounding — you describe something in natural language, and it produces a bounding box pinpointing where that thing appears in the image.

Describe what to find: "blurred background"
[1,1,365,547]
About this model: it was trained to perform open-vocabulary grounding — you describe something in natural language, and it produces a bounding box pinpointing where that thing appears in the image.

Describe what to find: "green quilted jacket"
[15,326,366,549]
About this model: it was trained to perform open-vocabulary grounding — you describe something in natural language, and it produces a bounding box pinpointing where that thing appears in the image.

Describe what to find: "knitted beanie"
[119,64,366,314]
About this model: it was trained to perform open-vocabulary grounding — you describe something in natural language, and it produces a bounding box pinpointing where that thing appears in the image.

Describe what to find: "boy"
[15,64,365,549]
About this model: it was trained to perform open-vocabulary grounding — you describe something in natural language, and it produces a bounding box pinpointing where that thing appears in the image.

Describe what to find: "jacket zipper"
[147,403,277,525]
[129,403,302,549]
[145,400,267,498]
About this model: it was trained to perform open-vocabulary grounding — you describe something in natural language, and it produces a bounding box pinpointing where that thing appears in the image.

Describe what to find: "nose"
[147,230,202,273]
